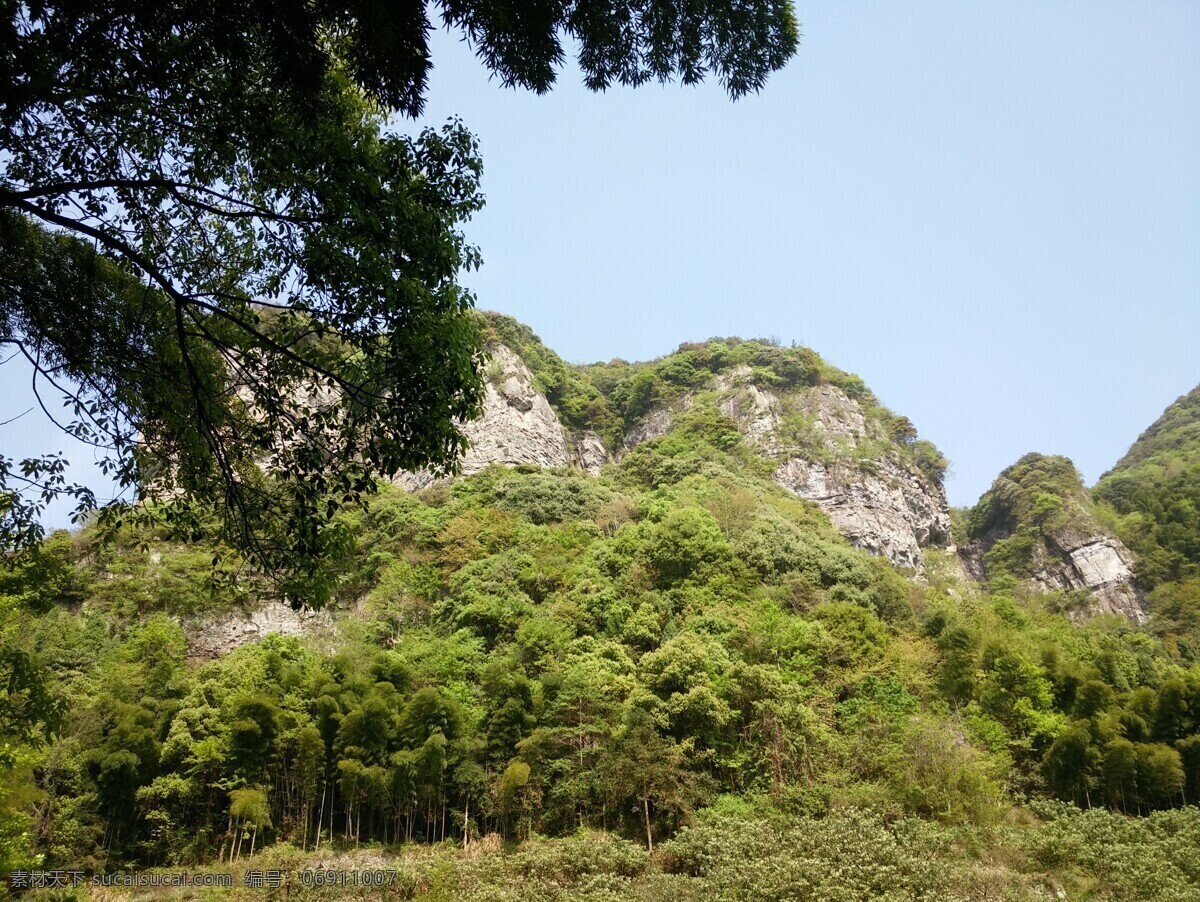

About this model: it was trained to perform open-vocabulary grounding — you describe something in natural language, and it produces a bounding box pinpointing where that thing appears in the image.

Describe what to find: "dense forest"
[2,323,1199,899]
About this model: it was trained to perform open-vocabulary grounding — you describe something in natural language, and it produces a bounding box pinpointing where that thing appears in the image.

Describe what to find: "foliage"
[1024,801,1200,900]
[1,1,800,589]
[1,81,487,596]
[0,414,943,869]
[1095,386,1200,594]
[967,453,1115,588]
[3,336,1198,893]
[6,408,1200,884]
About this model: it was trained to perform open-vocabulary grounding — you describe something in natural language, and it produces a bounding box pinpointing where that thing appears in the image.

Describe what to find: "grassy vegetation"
[19,804,1200,900]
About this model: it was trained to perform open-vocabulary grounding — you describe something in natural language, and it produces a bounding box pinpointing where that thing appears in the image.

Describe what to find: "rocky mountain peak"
[709,366,951,573]
[384,318,1164,622]
[397,317,954,576]
[963,453,1145,622]
[393,342,575,491]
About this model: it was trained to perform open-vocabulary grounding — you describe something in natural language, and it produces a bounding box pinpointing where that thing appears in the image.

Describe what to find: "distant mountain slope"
[1108,385,1200,473]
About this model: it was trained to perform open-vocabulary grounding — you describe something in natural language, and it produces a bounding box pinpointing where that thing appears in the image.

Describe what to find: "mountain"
[961,453,1144,621]
[1093,385,1200,658]
[1107,385,1200,474]
[952,383,1199,631]
[178,313,1180,647]
[6,316,1200,896]
[399,312,953,575]
[396,314,1169,625]
[1094,385,1200,591]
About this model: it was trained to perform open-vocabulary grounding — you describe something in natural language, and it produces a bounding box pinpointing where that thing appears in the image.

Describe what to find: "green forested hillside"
[967,453,1100,581]
[1095,386,1200,657]
[2,341,1200,900]
[960,453,1144,623]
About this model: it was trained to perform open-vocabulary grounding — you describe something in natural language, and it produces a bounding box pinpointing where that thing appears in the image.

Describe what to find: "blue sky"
[411,0,1200,506]
[3,0,1198,525]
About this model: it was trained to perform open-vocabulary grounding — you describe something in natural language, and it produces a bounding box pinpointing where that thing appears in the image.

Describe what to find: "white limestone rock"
[573,431,609,476]
[623,394,694,450]
[714,368,951,574]
[773,457,950,573]
[394,344,571,490]
[959,527,1145,623]
[798,384,870,444]
[1030,534,1146,623]
[718,376,782,453]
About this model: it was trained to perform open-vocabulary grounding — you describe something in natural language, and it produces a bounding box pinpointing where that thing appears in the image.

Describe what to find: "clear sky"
[3,0,1198,526]
[411,0,1200,507]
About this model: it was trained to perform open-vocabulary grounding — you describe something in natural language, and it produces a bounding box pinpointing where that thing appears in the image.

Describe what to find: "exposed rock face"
[773,457,950,572]
[394,344,571,490]
[718,378,781,452]
[716,368,952,573]
[963,532,1144,623]
[573,431,609,476]
[963,453,1147,622]
[795,384,871,447]
[186,601,334,659]
[392,345,953,575]
[958,543,988,583]
[1032,534,1144,622]
[623,396,692,450]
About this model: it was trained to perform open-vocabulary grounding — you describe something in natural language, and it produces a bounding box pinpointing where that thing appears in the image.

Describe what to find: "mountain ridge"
[8,314,1200,891]
[398,312,1189,622]
[406,312,955,576]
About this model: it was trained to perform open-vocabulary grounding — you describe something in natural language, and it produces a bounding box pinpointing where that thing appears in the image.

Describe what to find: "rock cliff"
[394,343,573,490]
[394,329,955,576]
[963,453,1145,622]
[712,370,951,573]
[611,367,951,573]
[573,431,609,476]
[961,531,1144,622]
[168,317,1186,662]
[185,601,334,659]
[773,457,950,572]
[1030,535,1143,620]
